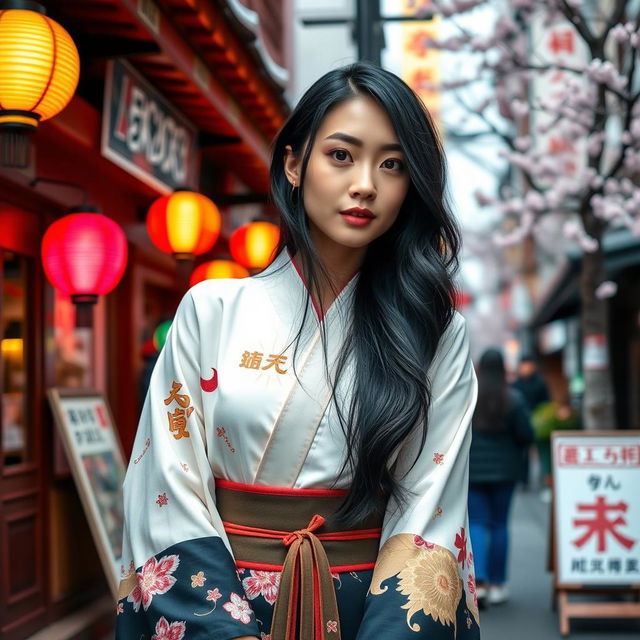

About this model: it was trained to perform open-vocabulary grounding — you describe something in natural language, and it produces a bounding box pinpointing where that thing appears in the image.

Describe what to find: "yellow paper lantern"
[147,191,221,260]
[190,260,250,287]
[229,221,280,269]
[0,2,80,130]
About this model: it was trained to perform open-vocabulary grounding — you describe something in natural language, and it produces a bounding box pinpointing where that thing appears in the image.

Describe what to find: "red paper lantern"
[190,260,250,287]
[41,208,128,305]
[229,221,280,269]
[147,191,221,259]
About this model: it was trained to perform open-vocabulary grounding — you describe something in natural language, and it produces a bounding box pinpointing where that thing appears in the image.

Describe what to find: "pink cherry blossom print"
[327,620,338,633]
[156,493,168,507]
[207,588,222,602]
[127,554,180,612]
[467,573,476,595]
[433,452,444,465]
[454,527,468,569]
[151,616,186,640]
[191,571,206,588]
[261,634,272,640]
[222,592,254,624]
[116,602,123,615]
[242,570,280,605]
[413,535,435,550]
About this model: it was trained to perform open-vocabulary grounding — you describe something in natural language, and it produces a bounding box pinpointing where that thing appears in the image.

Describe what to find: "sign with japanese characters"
[529,11,589,183]
[101,58,198,193]
[552,432,640,586]
[48,388,126,598]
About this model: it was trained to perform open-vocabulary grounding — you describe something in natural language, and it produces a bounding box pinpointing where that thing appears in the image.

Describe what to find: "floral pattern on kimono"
[116,537,260,639]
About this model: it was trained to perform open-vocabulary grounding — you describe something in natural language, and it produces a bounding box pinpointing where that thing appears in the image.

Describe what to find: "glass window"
[2,251,29,466]
[53,291,94,389]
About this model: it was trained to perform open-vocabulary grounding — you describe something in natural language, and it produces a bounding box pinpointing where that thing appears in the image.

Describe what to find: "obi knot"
[282,513,326,547]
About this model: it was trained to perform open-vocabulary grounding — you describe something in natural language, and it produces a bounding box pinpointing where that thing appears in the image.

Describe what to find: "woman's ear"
[283,145,301,187]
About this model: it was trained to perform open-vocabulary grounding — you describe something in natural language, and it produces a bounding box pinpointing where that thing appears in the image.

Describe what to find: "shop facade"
[529,231,640,431]
[0,1,291,637]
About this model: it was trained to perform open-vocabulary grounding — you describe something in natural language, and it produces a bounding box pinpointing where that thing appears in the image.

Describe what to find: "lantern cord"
[30,177,88,207]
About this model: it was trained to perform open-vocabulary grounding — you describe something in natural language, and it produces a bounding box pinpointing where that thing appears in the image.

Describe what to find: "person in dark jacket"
[511,353,550,487]
[468,348,534,607]
[511,353,550,412]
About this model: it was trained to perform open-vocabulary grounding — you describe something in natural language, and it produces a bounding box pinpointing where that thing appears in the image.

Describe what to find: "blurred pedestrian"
[469,348,534,607]
[511,353,550,413]
[511,353,550,488]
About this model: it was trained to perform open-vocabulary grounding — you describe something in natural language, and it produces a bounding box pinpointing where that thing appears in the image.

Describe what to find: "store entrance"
[0,205,48,639]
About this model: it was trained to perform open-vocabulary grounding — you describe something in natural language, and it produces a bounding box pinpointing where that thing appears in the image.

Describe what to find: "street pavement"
[478,489,640,639]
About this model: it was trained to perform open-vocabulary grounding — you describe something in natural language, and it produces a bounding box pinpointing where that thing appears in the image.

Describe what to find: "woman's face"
[285,95,410,257]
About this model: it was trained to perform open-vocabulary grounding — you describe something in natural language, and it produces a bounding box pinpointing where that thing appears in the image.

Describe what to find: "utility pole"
[301,0,432,64]
[355,0,382,64]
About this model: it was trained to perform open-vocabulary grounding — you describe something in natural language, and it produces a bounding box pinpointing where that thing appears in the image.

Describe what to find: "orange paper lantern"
[147,191,221,259]
[229,221,280,269]
[190,260,250,287]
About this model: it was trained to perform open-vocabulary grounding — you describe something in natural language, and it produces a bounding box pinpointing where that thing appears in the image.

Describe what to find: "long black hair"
[270,62,460,525]
[473,348,509,433]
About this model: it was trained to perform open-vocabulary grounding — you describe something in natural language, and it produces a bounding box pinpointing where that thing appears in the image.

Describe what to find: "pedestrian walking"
[469,348,534,608]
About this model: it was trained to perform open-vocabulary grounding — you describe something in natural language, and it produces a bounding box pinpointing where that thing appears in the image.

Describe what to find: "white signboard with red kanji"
[553,433,640,586]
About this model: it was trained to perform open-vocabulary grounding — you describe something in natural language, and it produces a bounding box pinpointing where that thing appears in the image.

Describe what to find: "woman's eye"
[382,158,404,171]
[331,149,350,162]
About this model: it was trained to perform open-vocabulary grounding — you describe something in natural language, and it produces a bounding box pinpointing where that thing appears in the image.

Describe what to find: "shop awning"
[530,230,640,328]
[47,0,289,194]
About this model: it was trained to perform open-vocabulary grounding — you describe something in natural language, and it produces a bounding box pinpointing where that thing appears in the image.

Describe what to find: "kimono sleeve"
[356,314,481,639]
[116,289,260,640]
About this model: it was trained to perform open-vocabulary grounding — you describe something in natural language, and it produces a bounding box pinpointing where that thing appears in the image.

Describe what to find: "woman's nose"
[348,166,376,200]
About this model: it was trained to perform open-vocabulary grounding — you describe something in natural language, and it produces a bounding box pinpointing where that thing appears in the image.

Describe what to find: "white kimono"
[116,249,480,639]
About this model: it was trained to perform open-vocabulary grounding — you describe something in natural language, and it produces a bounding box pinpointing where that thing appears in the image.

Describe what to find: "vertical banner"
[529,11,589,183]
[553,432,640,586]
[401,0,441,124]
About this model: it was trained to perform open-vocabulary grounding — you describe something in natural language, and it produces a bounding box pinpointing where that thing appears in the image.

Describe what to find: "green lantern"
[153,319,172,352]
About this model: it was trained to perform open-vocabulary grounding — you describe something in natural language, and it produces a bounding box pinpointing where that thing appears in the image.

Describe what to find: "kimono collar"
[259,248,359,324]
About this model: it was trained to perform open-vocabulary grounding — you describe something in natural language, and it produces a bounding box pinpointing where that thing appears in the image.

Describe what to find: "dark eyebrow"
[324,132,403,153]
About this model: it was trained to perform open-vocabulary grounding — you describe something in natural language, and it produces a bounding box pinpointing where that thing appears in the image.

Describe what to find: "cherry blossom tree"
[416,0,640,428]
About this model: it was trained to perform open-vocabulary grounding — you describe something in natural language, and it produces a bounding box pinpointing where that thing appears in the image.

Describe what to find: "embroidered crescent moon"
[200,368,218,392]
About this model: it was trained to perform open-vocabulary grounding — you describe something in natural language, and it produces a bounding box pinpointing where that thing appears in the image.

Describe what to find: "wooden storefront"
[0,1,290,637]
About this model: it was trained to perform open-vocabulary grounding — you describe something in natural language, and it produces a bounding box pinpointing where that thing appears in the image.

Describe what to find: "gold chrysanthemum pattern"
[369,534,470,633]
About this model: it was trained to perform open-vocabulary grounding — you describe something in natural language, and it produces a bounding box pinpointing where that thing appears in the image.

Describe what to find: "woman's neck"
[291,241,365,312]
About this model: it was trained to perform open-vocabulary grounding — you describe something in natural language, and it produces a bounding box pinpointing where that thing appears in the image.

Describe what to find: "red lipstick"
[340,207,375,227]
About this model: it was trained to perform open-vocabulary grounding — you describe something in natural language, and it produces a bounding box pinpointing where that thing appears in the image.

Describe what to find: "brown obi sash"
[215,479,383,640]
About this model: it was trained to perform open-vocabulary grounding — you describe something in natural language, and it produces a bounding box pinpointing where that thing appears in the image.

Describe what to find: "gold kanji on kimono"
[164,381,194,439]
[239,350,288,374]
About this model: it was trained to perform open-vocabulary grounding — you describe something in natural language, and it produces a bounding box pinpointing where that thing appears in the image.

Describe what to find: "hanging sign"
[101,58,198,193]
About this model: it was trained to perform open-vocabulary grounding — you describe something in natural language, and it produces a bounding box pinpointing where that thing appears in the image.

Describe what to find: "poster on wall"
[552,431,640,586]
[48,388,126,599]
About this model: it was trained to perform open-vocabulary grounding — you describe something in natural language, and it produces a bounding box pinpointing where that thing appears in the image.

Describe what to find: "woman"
[468,349,533,608]
[116,62,480,640]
